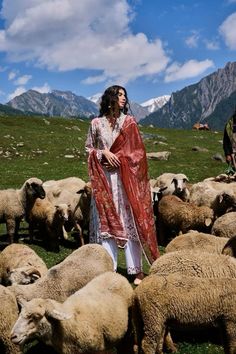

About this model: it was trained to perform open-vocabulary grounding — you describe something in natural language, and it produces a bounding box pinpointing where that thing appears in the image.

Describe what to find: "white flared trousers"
[102,238,142,274]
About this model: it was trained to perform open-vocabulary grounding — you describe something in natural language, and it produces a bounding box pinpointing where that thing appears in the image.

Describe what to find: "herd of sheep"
[1,172,236,353]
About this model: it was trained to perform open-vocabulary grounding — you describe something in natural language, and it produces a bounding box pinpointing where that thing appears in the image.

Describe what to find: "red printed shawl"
[88,115,159,264]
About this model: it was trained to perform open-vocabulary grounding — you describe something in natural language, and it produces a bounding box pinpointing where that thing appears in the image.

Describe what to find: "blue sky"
[0,0,235,104]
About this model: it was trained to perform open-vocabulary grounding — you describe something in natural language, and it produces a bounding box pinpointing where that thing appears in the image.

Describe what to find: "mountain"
[141,61,236,130]
[141,95,171,113]
[7,89,99,118]
[0,103,26,116]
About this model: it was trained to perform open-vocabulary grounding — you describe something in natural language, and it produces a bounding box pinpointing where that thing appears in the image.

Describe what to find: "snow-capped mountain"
[88,93,102,105]
[141,95,171,113]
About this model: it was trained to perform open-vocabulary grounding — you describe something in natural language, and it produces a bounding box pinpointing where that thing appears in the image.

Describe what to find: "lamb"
[133,273,236,354]
[153,172,190,201]
[44,180,92,246]
[0,243,48,285]
[9,244,114,302]
[27,198,70,252]
[53,182,92,246]
[211,211,236,238]
[0,284,21,354]
[0,177,45,243]
[157,195,214,246]
[11,272,134,354]
[165,231,230,255]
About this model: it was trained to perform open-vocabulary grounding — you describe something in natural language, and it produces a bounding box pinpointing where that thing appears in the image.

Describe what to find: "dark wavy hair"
[99,85,130,117]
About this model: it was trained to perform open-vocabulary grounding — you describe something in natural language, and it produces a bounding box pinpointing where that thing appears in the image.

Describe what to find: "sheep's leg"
[223,320,236,354]
[28,222,34,243]
[73,222,85,246]
[14,218,21,242]
[6,219,15,243]
[62,225,68,240]
[142,319,165,354]
[164,330,178,353]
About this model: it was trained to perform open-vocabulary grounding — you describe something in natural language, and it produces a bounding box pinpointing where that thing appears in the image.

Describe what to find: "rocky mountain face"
[7,90,99,118]
[141,61,236,130]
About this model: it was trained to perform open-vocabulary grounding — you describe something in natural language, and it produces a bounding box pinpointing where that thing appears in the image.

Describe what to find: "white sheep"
[149,250,236,279]
[165,231,230,255]
[153,172,190,201]
[148,250,236,353]
[0,243,48,285]
[189,181,236,216]
[157,195,214,246]
[211,211,236,238]
[43,176,86,196]
[133,273,236,354]
[0,177,45,243]
[9,244,114,302]
[11,272,134,354]
[0,284,21,354]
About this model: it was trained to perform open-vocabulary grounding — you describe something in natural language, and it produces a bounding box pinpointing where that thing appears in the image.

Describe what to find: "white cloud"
[219,12,236,50]
[32,82,51,93]
[14,74,32,85]
[0,0,169,84]
[185,32,200,48]
[7,86,26,101]
[8,71,17,80]
[204,39,220,50]
[164,59,214,82]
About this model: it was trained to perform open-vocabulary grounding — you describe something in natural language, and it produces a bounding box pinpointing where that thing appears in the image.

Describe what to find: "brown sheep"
[157,195,214,246]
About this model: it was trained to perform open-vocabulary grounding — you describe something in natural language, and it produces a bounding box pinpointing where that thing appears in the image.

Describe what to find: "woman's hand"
[102,148,120,170]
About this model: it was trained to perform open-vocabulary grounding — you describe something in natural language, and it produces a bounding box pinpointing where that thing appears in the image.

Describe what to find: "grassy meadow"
[0,114,226,353]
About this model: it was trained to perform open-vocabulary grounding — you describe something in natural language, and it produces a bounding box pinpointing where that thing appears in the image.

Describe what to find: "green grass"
[0,115,226,353]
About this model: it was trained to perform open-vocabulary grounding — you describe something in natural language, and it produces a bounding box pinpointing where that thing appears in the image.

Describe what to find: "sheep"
[0,284,21,354]
[11,272,134,354]
[66,182,92,245]
[148,250,236,353]
[0,243,48,286]
[211,211,236,238]
[189,181,236,216]
[133,273,236,354]
[9,244,114,303]
[43,176,86,196]
[0,177,45,243]
[165,231,230,255]
[149,250,236,279]
[153,172,190,201]
[157,195,214,246]
[27,198,70,252]
[44,181,92,246]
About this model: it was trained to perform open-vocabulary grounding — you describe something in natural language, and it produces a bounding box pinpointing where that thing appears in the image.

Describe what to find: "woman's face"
[117,89,126,109]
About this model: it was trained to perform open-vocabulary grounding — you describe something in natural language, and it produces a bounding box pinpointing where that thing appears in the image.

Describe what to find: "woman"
[85,85,159,285]
[223,109,236,172]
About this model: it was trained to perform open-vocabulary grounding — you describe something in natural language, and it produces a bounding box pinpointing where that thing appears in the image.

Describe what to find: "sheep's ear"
[205,218,212,227]
[76,188,84,194]
[16,296,28,308]
[46,309,72,321]
[218,193,224,204]
[23,268,41,282]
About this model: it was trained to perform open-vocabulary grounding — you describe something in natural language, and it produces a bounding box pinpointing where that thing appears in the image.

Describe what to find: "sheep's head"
[11,298,49,346]
[24,178,46,200]
[172,174,189,195]
[11,297,71,347]
[6,266,41,286]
